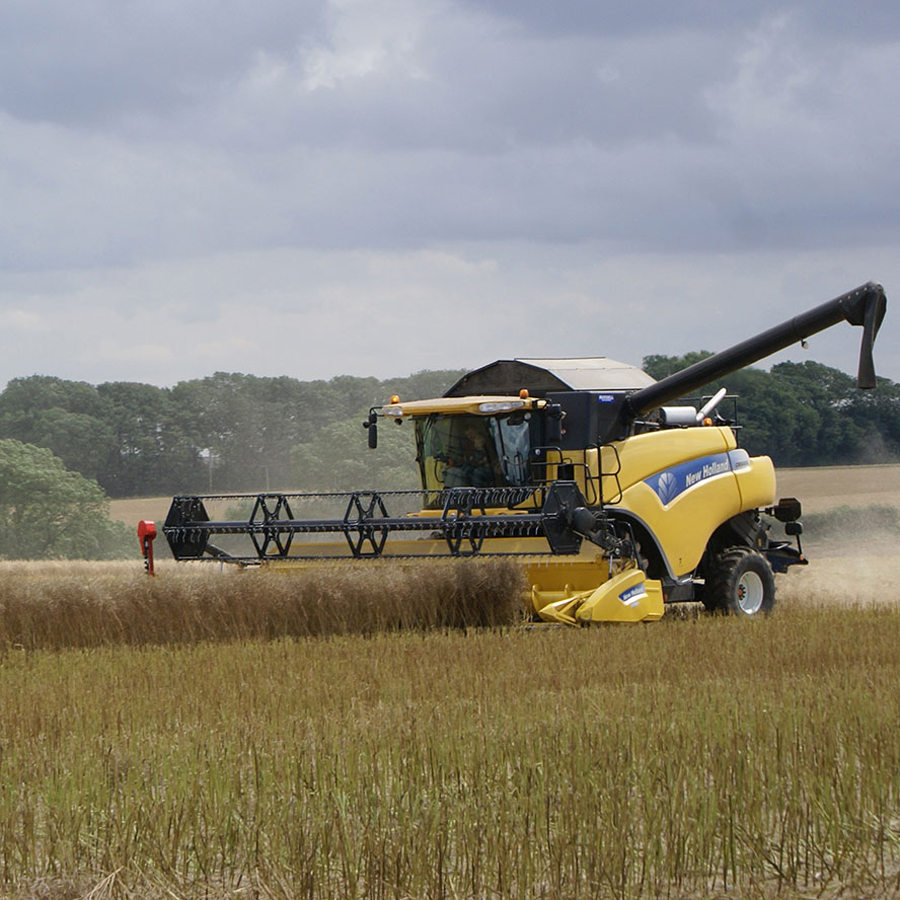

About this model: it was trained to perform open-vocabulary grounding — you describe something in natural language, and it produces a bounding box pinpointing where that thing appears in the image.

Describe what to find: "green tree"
[171,373,318,491]
[170,370,466,493]
[0,376,118,482]
[727,368,823,466]
[0,440,134,559]
[292,416,419,491]
[641,352,715,381]
[0,369,470,498]
[97,381,204,496]
[767,361,868,462]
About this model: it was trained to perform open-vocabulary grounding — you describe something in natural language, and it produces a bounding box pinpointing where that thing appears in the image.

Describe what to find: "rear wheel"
[704,547,775,616]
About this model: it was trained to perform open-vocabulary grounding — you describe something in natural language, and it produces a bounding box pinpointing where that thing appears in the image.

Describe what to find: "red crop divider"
[138,520,157,576]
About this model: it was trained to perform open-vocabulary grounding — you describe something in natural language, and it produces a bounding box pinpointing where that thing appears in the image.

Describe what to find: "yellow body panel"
[597,426,735,502]
[593,427,776,578]
[382,396,544,417]
[734,457,777,510]
[535,567,663,625]
[577,568,664,623]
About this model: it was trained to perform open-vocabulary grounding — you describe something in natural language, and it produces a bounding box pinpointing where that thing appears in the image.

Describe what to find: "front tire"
[704,547,775,616]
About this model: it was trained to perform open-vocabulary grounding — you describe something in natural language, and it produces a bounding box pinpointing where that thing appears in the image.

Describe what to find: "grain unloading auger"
[160,282,886,623]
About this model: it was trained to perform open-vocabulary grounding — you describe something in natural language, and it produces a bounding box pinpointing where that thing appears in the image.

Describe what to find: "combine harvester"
[154,282,886,624]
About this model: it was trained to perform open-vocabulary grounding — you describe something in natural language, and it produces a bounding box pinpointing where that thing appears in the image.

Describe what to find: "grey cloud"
[195,14,729,154]
[0,0,328,126]
[1,1,899,273]
[458,0,900,40]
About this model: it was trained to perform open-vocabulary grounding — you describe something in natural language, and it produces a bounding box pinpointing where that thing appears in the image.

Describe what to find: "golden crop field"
[109,496,173,530]
[776,463,900,514]
[3,466,898,899]
[1,589,898,900]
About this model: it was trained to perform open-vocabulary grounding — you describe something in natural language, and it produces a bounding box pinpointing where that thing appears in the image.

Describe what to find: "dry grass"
[0,559,525,652]
[3,542,898,654]
[1,607,898,900]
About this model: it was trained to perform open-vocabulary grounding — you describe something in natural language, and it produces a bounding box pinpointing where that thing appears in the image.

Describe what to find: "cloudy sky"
[1,0,899,391]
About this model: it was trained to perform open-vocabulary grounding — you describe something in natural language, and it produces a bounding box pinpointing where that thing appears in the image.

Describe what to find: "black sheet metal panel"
[444,358,655,398]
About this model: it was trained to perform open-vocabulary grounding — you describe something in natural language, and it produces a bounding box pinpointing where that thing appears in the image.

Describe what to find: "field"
[109,496,173,533]
[2,467,898,899]
[776,464,900,514]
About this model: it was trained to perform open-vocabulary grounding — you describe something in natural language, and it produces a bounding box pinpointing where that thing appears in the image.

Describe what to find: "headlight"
[477,400,525,413]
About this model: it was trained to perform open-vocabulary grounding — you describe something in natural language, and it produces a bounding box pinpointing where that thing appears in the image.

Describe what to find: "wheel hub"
[736,570,764,615]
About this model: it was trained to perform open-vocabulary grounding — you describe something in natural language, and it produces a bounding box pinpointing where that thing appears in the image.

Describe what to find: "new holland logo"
[645,452,736,506]
[619,584,647,607]
[656,471,679,505]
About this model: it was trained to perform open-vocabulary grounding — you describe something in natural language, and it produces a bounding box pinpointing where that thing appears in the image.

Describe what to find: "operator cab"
[373,394,549,503]
[415,411,535,491]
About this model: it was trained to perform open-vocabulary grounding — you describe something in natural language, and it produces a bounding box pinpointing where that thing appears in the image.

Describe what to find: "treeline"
[0,370,466,499]
[0,359,898,503]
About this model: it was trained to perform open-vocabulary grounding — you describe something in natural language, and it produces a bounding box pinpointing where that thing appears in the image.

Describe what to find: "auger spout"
[622,281,887,425]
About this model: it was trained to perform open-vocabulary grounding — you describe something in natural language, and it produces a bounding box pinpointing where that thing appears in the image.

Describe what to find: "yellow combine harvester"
[160,282,886,623]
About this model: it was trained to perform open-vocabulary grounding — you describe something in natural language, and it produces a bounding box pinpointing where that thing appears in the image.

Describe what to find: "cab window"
[415,412,533,494]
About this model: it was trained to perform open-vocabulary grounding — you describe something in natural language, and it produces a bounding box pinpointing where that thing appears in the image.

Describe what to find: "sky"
[1,0,899,391]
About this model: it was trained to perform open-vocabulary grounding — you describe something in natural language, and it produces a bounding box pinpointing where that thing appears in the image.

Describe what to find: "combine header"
[158,282,886,624]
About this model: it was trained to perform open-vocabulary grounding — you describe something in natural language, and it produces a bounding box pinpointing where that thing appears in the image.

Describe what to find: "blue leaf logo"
[657,471,678,505]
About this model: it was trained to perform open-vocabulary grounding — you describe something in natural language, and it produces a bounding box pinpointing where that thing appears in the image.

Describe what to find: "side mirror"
[363,410,378,449]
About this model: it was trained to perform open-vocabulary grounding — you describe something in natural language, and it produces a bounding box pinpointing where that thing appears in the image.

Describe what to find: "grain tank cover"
[444,357,655,398]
